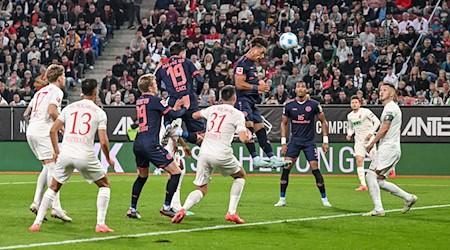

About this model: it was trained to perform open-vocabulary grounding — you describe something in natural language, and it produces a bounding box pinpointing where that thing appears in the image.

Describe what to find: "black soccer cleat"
[126,209,142,219]
[159,207,177,218]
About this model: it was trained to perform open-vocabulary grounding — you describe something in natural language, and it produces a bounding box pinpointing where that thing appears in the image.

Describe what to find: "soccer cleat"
[362,210,385,217]
[28,224,41,232]
[225,212,245,224]
[51,209,72,222]
[95,224,114,233]
[402,195,418,214]
[126,209,142,219]
[252,157,272,168]
[171,208,186,224]
[270,156,292,169]
[322,201,333,207]
[389,170,396,178]
[160,207,177,218]
[274,199,286,207]
[173,208,195,216]
[161,123,181,147]
[29,202,48,221]
[355,185,368,191]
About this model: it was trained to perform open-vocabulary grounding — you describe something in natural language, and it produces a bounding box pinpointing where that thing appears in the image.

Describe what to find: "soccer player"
[25,64,71,222]
[172,86,252,224]
[234,37,290,168]
[364,83,418,216]
[155,43,205,145]
[129,74,189,218]
[275,81,332,207]
[126,118,194,218]
[29,79,115,232]
[346,95,380,191]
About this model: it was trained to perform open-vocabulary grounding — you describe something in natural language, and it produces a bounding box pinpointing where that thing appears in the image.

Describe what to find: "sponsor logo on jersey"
[305,106,312,112]
[236,67,243,74]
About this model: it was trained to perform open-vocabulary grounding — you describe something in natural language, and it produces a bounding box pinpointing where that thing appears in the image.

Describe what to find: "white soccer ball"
[279,32,298,50]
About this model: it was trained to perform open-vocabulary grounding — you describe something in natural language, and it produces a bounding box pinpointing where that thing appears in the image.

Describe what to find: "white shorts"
[369,148,401,177]
[53,155,106,184]
[26,134,54,161]
[193,154,241,186]
[354,141,377,158]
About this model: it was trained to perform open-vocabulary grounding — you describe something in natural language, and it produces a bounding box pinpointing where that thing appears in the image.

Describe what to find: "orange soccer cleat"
[171,208,186,224]
[28,224,40,232]
[355,185,368,191]
[225,212,245,224]
[390,170,396,179]
[95,224,115,233]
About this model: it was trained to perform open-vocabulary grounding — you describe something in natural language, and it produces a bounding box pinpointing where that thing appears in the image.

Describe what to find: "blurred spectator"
[111,93,125,106]
[105,84,120,105]
[9,93,26,106]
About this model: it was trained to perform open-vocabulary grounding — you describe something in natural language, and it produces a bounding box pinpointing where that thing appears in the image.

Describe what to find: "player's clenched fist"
[258,80,270,93]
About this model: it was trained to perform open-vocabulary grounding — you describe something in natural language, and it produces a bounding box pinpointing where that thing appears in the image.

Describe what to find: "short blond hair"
[46,64,64,83]
[138,74,156,93]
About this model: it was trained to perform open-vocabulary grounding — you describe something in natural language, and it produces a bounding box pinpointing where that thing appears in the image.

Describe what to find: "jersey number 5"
[69,111,92,135]
[207,113,226,133]
[167,64,187,88]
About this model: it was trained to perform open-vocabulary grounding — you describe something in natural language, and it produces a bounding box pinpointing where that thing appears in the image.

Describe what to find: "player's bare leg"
[94,177,114,233]
[310,161,332,207]
[274,157,296,207]
[225,167,246,224]
[29,178,64,232]
[160,162,182,218]
[355,155,368,191]
[127,167,148,219]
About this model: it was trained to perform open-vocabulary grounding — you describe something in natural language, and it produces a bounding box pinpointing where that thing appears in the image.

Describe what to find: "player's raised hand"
[345,135,352,141]
[281,144,288,156]
[322,143,329,154]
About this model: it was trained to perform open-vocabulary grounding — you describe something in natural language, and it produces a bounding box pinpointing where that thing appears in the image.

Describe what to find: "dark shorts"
[183,108,205,133]
[133,144,174,169]
[285,140,318,162]
[235,98,263,124]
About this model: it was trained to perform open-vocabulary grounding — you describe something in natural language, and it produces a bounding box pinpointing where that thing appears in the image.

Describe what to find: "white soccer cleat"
[161,122,181,147]
[362,210,385,217]
[402,195,418,214]
[253,157,272,168]
[274,200,286,207]
[322,201,333,207]
[51,209,72,222]
[153,168,163,175]
[270,157,292,169]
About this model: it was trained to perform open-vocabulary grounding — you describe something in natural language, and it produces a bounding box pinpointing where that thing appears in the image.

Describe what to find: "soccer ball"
[279,32,298,50]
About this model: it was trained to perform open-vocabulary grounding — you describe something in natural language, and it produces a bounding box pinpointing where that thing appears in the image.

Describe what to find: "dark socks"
[164,174,181,207]
[280,168,291,198]
[245,127,257,158]
[255,129,274,158]
[312,169,326,198]
[131,175,148,210]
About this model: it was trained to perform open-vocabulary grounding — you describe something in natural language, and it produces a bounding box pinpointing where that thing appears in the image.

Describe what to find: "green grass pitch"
[0,174,449,249]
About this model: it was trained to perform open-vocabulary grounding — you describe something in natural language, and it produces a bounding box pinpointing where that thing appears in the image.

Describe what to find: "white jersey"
[200,104,246,159]
[27,84,63,136]
[379,101,402,151]
[347,107,380,144]
[58,99,107,159]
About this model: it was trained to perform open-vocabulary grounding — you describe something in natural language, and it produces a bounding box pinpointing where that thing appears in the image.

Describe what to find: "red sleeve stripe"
[163,107,172,115]
[192,70,200,77]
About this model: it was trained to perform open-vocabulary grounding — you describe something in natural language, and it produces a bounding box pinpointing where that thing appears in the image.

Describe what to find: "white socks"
[171,165,186,210]
[229,178,246,215]
[97,187,111,226]
[45,162,63,212]
[378,180,412,201]
[357,167,367,187]
[366,171,384,212]
[33,165,48,206]
[34,188,56,225]
[182,190,203,211]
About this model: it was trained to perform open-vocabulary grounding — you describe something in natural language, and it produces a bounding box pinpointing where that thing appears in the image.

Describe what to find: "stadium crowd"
[0,0,140,106]
[2,0,450,107]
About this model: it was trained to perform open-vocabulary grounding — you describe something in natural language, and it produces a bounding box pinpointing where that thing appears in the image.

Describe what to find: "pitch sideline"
[1,204,449,249]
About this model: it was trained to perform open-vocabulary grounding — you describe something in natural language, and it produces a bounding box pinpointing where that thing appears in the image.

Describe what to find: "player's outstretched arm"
[48,104,59,122]
[317,112,329,154]
[99,129,115,169]
[50,119,64,160]
[235,75,269,92]
[368,111,381,137]
[238,129,252,143]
